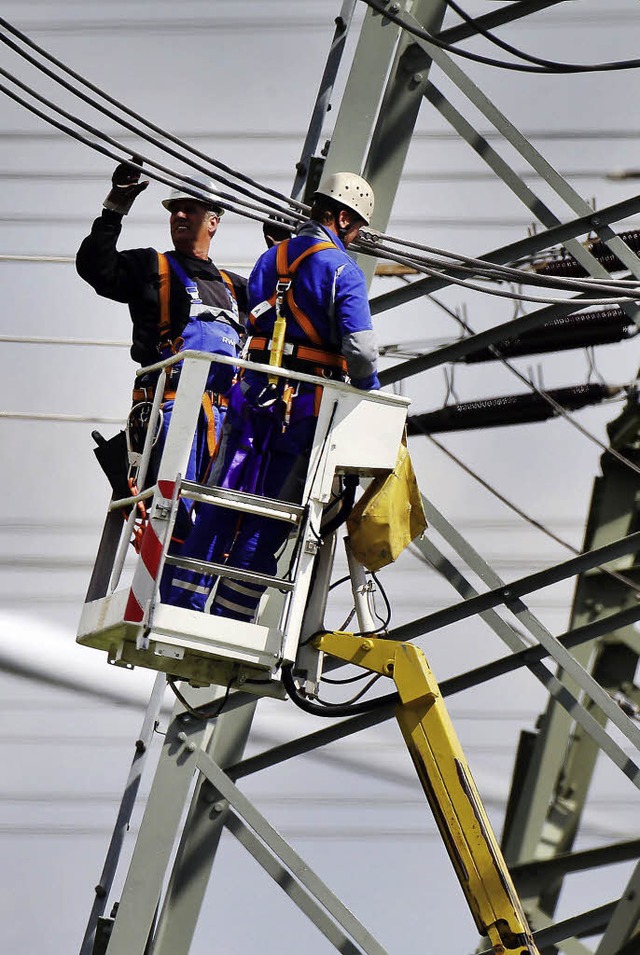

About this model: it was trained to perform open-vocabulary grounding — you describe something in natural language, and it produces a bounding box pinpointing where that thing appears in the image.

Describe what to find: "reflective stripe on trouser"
[211,578,266,622]
[208,514,292,620]
[164,503,237,610]
[155,401,224,601]
[165,403,316,614]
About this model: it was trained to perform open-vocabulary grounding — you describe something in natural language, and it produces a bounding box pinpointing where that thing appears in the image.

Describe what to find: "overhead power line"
[0,333,128,346]
[358,229,640,307]
[0,411,125,424]
[443,0,640,74]
[363,0,640,74]
[6,15,640,310]
[4,13,640,509]
[8,6,639,34]
[0,16,307,221]
[1,17,347,37]
[1,215,630,233]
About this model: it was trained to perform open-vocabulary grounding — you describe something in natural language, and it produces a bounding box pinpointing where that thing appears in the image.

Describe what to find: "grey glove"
[103,155,149,215]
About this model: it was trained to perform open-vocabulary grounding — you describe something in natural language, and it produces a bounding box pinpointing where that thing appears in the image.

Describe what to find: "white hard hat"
[314,171,374,225]
[162,174,225,215]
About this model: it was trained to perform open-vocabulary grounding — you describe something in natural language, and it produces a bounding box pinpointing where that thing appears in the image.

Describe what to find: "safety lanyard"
[257,238,334,384]
[250,239,336,342]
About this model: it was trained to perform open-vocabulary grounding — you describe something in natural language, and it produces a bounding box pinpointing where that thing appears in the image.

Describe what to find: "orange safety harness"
[246,239,347,380]
[126,253,238,550]
[131,252,236,458]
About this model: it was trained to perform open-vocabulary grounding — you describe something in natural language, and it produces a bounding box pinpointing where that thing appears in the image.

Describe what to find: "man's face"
[169,200,218,251]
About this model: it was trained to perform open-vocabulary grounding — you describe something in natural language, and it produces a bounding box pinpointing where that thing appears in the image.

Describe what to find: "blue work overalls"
[149,253,241,598]
[166,223,379,618]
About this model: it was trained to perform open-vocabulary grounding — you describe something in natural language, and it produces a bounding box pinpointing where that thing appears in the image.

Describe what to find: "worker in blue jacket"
[167,172,379,620]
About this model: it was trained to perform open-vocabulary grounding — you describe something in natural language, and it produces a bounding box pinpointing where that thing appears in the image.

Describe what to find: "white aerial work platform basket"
[77,350,409,695]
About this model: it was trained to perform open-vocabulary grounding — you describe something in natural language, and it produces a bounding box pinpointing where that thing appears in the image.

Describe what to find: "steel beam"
[436,0,566,45]
[359,0,448,281]
[290,0,357,201]
[196,750,390,955]
[595,861,640,955]
[371,188,640,317]
[385,3,640,284]
[323,0,448,282]
[103,695,215,955]
[148,700,257,955]
[78,673,167,955]
[322,1,408,178]
[501,404,640,930]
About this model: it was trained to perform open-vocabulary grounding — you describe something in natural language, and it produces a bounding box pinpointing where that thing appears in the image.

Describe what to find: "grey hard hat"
[162,174,225,215]
[314,171,374,225]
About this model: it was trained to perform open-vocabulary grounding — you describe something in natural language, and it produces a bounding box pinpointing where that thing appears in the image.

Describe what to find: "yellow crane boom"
[315,631,540,955]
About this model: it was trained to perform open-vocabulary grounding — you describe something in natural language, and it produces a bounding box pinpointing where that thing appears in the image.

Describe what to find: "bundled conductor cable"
[406,383,624,434]
[532,230,640,278]
[460,308,639,363]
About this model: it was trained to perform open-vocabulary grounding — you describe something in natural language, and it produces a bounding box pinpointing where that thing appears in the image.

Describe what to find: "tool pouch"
[346,439,427,572]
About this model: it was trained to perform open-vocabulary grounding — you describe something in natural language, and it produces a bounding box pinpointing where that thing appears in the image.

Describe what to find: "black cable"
[0,76,294,232]
[0,63,296,224]
[444,0,640,75]
[282,664,394,718]
[370,570,392,630]
[357,231,640,301]
[0,18,300,221]
[322,671,374,685]
[328,574,351,592]
[320,475,359,539]
[362,0,640,74]
[167,676,234,721]
[5,21,637,301]
[0,18,305,214]
[315,672,382,706]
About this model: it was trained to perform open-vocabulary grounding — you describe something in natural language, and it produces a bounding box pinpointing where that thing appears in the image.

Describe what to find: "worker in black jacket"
[76,160,248,557]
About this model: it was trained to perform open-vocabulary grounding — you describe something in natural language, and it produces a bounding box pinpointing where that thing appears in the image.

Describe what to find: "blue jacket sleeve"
[334,261,380,390]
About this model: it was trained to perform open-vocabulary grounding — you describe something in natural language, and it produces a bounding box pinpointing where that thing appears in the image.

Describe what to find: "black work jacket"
[76,209,248,367]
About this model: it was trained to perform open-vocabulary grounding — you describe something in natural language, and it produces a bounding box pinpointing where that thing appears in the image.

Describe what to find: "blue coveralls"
[151,254,241,559]
[166,221,379,618]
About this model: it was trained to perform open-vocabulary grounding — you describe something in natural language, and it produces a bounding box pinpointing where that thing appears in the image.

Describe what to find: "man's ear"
[336,209,350,231]
[208,214,219,238]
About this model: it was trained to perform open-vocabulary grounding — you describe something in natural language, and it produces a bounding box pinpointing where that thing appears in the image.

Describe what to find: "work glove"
[103,155,149,215]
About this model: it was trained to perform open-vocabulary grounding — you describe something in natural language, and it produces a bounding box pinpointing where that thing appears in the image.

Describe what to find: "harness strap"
[287,240,336,274]
[200,391,219,461]
[218,269,239,312]
[275,239,335,346]
[157,253,241,353]
[157,251,172,351]
[246,336,347,373]
[132,387,229,409]
[249,239,336,347]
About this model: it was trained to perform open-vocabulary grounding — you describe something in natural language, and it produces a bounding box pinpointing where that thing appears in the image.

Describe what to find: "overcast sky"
[1,3,640,954]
